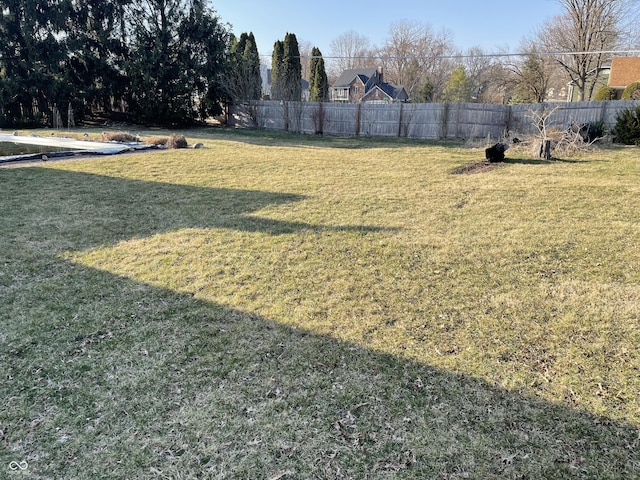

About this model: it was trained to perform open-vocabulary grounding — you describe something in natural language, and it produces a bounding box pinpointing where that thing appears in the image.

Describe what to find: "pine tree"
[512,54,548,104]
[444,66,472,103]
[125,0,228,124]
[66,0,130,115]
[0,0,70,125]
[309,47,328,102]
[282,33,302,101]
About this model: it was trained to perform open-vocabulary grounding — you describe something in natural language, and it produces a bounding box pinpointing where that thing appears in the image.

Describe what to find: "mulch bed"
[451,161,504,175]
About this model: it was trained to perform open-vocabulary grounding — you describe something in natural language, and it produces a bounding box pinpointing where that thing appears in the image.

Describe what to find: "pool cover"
[0,133,158,164]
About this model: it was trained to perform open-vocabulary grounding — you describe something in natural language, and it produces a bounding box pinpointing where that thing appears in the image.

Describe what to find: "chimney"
[377,66,384,83]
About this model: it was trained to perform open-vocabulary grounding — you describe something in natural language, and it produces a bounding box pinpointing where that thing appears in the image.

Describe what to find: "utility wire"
[259,49,640,59]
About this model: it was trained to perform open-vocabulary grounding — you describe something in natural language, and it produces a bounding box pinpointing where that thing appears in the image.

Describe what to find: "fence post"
[600,101,607,124]
[284,101,289,132]
[355,103,361,137]
[440,103,449,140]
[397,102,404,137]
[504,104,512,137]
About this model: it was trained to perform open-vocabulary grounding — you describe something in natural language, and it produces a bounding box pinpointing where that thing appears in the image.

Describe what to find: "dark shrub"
[614,105,640,145]
[586,121,607,142]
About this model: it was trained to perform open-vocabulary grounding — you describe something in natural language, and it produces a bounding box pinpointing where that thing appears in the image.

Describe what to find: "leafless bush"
[506,126,598,159]
[552,127,599,157]
[142,134,188,148]
[145,136,169,146]
[166,134,188,149]
[102,131,139,143]
[525,105,596,158]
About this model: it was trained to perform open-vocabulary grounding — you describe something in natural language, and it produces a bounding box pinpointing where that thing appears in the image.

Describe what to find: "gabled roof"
[360,85,392,102]
[360,83,409,102]
[377,83,409,101]
[332,68,378,88]
[609,57,640,87]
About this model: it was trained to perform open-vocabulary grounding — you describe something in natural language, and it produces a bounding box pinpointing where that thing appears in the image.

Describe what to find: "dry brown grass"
[144,134,188,149]
[2,129,639,478]
[101,130,140,143]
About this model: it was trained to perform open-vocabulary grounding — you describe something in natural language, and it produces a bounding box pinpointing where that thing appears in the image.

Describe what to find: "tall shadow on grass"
[1,166,639,478]
[1,167,389,254]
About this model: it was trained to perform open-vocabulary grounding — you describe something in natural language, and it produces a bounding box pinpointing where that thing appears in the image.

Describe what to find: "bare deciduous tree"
[297,39,313,82]
[461,46,509,103]
[535,0,637,101]
[328,31,375,78]
[378,20,454,101]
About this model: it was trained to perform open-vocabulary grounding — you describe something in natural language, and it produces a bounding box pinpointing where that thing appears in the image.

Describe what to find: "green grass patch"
[1,130,639,478]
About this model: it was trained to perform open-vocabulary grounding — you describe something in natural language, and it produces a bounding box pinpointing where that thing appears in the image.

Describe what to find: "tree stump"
[538,140,552,160]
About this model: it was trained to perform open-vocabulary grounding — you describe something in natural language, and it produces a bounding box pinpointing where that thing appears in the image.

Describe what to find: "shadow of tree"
[2,167,391,252]
[1,166,639,478]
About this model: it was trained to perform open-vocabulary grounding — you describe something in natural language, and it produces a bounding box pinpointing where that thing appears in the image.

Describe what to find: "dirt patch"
[451,161,503,175]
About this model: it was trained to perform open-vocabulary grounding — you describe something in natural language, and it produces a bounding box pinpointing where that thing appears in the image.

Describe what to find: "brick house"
[608,57,640,98]
[330,67,409,103]
[566,66,611,102]
[566,57,640,101]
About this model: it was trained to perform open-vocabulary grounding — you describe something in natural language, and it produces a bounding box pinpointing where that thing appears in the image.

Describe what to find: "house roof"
[360,85,391,102]
[378,83,408,101]
[361,83,409,102]
[608,57,640,87]
[332,68,378,87]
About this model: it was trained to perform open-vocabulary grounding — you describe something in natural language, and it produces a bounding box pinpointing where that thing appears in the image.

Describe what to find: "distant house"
[260,64,271,98]
[330,67,409,104]
[259,64,310,101]
[566,66,611,102]
[566,57,640,102]
[608,57,640,98]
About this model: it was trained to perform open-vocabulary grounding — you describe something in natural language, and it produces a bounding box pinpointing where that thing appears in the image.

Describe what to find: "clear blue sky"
[214,0,564,58]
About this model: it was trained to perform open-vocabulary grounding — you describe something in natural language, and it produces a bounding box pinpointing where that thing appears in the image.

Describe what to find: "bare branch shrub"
[102,131,139,143]
[166,134,188,149]
[524,106,600,158]
[143,134,188,148]
[145,136,169,146]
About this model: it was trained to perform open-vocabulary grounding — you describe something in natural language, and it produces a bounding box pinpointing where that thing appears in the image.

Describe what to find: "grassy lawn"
[1,129,639,478]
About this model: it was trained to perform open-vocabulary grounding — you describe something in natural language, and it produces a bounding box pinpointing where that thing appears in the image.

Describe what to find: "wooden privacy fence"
[229,100,640,140]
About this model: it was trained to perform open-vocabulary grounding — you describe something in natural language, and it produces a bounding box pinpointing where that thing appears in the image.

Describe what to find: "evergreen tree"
[125,0,228,124]
[271,40,284,100]
[223,31,262,101]
[444,66,472,103]
[511,54,549,104]
[243,32,262,100]
[0,0,229,126]
[66,0,131,116]
[418,81,435,103]
[282,33,301,101]
[0,0,70,125]
[309,47,328,102]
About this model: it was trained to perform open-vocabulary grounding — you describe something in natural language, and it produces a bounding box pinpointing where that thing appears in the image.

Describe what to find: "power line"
[259,49,640,59]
